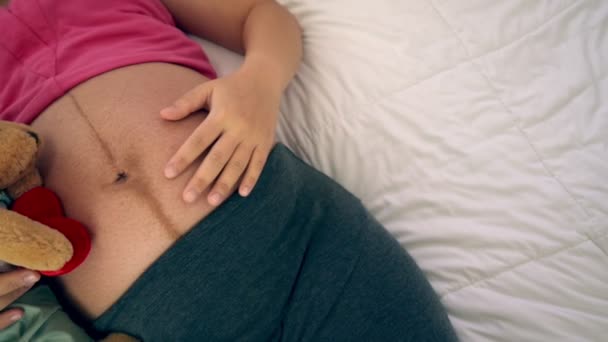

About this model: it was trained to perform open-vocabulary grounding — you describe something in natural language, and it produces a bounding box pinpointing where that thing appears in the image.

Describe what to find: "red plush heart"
[11,187,91,276]
[11,186,63,219]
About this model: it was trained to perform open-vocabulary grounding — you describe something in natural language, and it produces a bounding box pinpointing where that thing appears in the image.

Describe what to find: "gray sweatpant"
[93,144,457,342]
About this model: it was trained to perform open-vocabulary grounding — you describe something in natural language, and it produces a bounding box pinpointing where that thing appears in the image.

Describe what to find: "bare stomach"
[31,63,218,319]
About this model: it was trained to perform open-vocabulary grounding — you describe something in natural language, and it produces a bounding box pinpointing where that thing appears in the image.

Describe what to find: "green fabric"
[0,189,12,209]
[1,285,92,342]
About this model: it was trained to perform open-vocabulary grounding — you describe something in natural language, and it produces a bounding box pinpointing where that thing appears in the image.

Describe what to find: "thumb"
[0,308,24,330]
[160,81,214,121]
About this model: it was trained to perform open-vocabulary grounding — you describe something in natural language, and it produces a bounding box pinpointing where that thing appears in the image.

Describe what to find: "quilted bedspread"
[197,0,608,340]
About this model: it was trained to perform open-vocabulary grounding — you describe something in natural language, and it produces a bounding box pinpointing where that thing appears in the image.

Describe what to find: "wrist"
[239,54,292,94]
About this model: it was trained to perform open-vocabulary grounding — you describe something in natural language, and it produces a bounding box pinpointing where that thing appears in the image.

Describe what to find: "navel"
[66,91,180,239]
[114,170,129,184]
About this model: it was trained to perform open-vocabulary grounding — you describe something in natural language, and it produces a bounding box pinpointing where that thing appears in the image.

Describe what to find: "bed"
[194,0,608,340]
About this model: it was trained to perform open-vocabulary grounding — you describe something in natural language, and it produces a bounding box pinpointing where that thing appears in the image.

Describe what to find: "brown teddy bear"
[0,120,137,341]
[0,121,75,273]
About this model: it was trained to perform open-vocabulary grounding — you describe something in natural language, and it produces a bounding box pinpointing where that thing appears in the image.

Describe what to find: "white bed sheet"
[195,0,608,340]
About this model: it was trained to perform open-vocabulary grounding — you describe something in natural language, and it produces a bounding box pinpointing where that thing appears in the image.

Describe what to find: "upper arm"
[160,0,266,53]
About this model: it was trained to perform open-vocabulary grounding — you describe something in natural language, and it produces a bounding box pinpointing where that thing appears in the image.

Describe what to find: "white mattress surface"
[197,0,608,340]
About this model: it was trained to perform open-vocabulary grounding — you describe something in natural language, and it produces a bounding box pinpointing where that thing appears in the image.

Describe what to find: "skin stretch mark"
[66,92,181,240]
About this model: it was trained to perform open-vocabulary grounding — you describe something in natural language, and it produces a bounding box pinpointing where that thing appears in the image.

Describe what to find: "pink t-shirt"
[0,0,217,123]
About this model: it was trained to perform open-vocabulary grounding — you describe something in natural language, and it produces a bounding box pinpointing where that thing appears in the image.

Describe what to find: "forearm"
[240,1,302,93]
[162,0,302,93]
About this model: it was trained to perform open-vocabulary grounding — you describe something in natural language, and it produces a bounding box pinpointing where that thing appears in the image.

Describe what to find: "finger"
[160,82,214,121]
[164,117,223,179]
[0,270,39,297]
[239,145,271,197]
[0,308,24,330]
[0,286,29,314]
[183,135,239,203]
[208,144,254,206]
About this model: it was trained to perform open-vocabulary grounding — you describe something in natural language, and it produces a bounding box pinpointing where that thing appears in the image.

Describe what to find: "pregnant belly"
[31,63,217,319]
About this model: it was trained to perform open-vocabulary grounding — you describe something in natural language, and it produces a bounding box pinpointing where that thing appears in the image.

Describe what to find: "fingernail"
[164,165,177,179]
[240,186,251,197]
[10,313,22,323]
[209,193,222,206]
[160,106,176,116]
[23,274,39,286]
[184,190,198,203]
